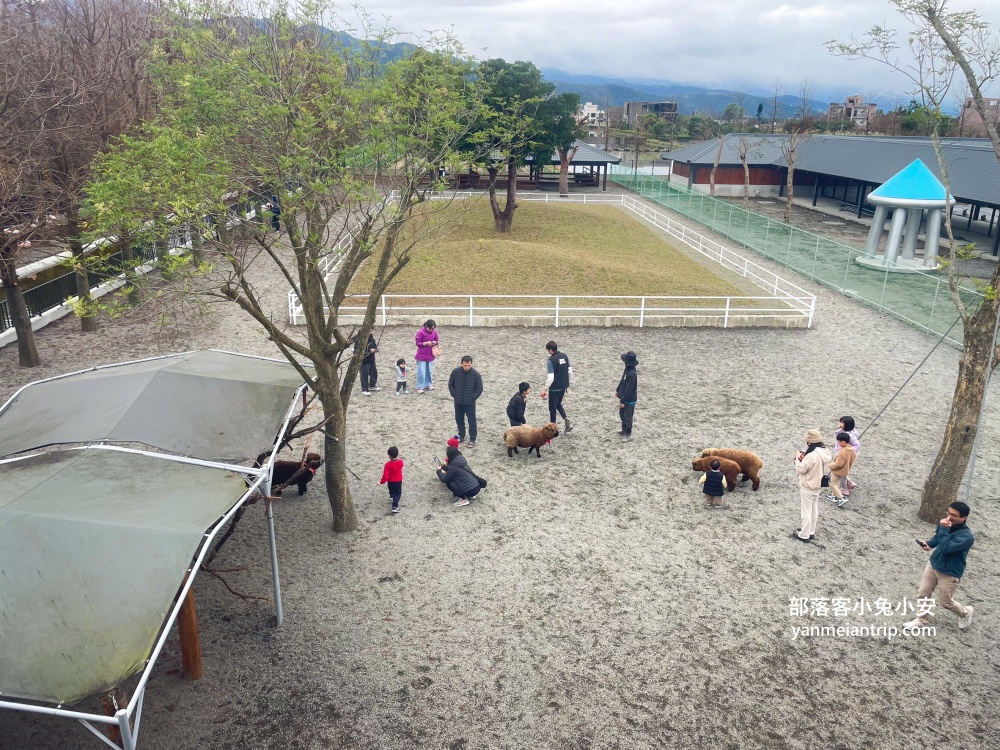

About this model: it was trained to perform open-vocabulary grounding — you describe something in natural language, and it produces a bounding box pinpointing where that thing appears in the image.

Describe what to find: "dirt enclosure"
[2,246,1000,749]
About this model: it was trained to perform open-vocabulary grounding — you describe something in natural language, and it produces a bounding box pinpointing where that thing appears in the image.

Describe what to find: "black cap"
[621,351,638,365]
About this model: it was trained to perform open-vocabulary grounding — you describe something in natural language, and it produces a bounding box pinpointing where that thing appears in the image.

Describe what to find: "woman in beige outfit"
[795,429,831,542]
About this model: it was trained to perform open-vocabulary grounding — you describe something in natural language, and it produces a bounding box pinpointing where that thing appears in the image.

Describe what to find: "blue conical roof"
[870,159,948,201]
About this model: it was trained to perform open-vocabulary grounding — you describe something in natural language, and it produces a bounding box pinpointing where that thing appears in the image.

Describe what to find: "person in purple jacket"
[414,319,439,394]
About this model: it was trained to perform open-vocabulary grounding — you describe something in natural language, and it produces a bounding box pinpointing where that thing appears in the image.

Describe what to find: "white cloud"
[355,0,1000,98]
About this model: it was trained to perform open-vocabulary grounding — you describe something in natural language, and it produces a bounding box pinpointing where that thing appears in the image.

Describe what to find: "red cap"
[447,436,461,448]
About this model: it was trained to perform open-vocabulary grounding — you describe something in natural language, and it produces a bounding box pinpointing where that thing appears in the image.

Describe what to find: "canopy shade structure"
[0,448,251,705]
[0,350,307,462]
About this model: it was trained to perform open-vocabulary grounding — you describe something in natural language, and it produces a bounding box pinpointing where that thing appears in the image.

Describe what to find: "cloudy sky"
[351,0,998,101]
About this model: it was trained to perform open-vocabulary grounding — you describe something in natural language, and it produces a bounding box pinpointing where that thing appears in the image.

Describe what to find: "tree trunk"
[709,134,724,197]
[784,151,795,224]
[67,215,97,332]
[558,146,577,197]
[488,159,518,234]
[190,223,205,264]
[741,156,750,209]
[0,250,41,367]
[919,290,1000,522]
[318,388,358,532]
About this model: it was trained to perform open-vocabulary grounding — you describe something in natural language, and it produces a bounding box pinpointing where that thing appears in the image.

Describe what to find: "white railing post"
[469,296,474,327]
[381,295,386,327]
[724,297,731,328]
[639,297,645,327]
[808,295,816,328]
[555,296,560,327]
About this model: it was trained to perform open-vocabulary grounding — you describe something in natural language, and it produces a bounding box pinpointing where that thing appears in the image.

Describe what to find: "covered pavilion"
[0,350,308,750]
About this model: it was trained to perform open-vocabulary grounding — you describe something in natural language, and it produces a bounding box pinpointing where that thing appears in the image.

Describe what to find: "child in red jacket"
[379,446,404,513]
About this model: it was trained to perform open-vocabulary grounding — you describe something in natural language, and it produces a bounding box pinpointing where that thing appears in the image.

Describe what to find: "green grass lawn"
[351,200,753,306]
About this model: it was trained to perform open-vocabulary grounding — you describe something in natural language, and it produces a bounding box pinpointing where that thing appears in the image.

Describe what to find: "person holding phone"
[904,502,975,631]
[414,319,439,394]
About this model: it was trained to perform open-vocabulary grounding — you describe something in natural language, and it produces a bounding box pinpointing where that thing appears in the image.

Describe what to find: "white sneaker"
[361,391,371,396]
[959,606,974,629]
[903,618,926,630]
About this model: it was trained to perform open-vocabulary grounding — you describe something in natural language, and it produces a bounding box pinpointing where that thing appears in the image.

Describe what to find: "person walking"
[414,320,439,394]
[355,331,379,395]
[378,446,404,513]
[616,351,638,442]
[540,340,573,433]
[794,429,831,542]
[448,355,483,448]
[904,501,975,631]
[507,382,530,427]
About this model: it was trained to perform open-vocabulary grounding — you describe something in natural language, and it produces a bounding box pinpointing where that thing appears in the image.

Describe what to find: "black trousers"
[620,403,635,435]
[509,417,525,427]
[360,361,377,391]
[455,402,477,441]
[548,389,567,422]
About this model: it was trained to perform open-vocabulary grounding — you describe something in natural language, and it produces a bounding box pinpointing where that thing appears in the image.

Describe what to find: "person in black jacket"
[355,332,379,395]
[506,382,530,427]
[616,351,638,442]
[448,355,483,447]
[436,446,482,507]
[541,341,573,432]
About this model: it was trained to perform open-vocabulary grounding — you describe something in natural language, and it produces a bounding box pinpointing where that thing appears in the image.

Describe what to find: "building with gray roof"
[661,134,1000,254]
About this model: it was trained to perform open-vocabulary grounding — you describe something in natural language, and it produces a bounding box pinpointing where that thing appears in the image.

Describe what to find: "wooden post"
[178,580,203,681]
[100,687,128,746]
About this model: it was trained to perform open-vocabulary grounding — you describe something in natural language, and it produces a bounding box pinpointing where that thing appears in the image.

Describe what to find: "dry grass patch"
[350,200,759,308]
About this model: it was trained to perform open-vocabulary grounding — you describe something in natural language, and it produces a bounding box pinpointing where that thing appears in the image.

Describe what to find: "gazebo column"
[901,208,923,260]
[884,208,908,265]
[864,204,889,257]
[924,209,943,267]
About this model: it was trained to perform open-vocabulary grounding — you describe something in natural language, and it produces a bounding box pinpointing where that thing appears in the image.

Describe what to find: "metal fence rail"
[610,167,979,345]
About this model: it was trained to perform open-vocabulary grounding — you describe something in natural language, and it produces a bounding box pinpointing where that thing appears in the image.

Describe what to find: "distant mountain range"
[540,68,834,118]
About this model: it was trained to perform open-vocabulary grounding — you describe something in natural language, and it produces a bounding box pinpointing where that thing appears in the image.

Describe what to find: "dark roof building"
[661,134,1000,253]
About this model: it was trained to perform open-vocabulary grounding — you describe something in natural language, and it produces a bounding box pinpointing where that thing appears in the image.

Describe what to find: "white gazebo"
[858,158,954,272]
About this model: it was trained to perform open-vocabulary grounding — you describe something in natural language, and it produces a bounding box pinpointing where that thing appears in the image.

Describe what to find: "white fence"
[287,192,816,329]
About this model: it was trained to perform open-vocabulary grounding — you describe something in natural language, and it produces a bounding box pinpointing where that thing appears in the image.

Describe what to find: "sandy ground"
[2,194,999,750]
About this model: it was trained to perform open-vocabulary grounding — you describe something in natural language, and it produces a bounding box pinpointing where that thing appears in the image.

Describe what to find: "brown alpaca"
[691,455,741,492]
[503,422,560,458]
[272,452,322,495]
[700,448,764,490]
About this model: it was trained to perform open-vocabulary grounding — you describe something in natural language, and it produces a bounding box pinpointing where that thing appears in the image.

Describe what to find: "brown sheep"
[700,448,764,490]
[691,455,741,492]
[503,422,560,458]
[272,452,322,495]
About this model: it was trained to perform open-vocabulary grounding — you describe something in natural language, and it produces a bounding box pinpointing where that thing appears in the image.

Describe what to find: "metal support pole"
[264,471,283,627]
[116,710,136,750]
[864,205,888,257]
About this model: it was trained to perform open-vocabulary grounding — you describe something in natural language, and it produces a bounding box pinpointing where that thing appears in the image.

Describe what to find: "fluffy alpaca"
[503,422,560,458]
[691,455,741,493]
[700,448,764,490]
[272,452,322,495]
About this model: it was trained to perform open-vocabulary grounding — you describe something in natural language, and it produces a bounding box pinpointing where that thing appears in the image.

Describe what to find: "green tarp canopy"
[0,350,306,462]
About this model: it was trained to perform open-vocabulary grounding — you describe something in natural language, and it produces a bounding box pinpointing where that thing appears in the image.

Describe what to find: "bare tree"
[829,0,1000,522]
[798,78,816,127]
[769,78,786,134]
[734,136,761,209]
[709,124,725,197]
[780,130,809,223]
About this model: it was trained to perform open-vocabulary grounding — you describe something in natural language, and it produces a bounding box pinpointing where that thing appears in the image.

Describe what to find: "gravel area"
[2,196,999,750]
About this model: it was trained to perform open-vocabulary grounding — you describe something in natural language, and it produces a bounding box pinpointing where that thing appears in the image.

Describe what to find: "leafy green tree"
[87,1,483,532]
[829,0,1000,522]
[468,59,551,233]
[534,92,586,196]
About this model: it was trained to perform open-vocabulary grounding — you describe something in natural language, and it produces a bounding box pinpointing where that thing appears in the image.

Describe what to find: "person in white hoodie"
[795,429,832,543]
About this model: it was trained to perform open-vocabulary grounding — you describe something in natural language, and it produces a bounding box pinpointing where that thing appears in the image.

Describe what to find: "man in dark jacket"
[615,351,638,442]
[448,355,483,447]
[355,331,379,395]
[904,501,975,631]
[507,382,530,427]
[436,446,481,507]
[541,341,573,433]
